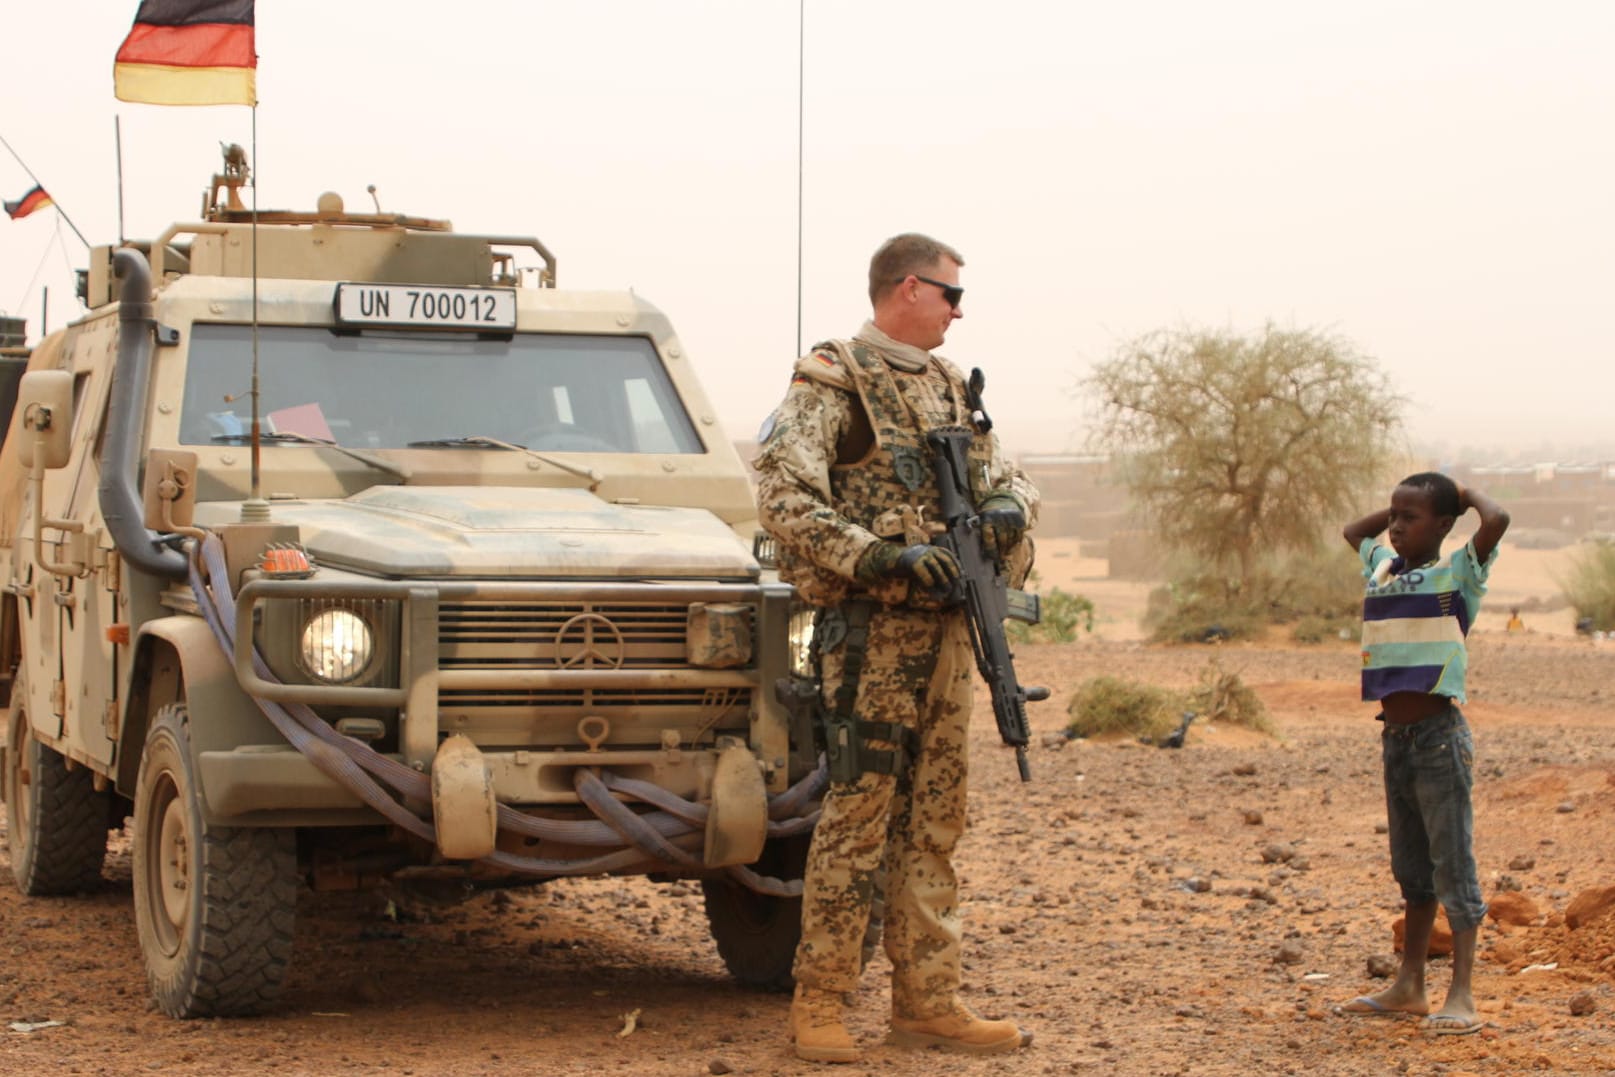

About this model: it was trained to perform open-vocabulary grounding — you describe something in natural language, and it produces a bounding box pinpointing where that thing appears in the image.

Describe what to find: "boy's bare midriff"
[1380,690,1454,725]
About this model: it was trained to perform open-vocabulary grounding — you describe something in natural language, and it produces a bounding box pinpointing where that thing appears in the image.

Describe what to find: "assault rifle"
[926,425,1049,782]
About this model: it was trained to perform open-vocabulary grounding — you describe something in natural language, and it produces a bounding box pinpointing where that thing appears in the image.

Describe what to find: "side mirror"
[143,448,199,532]
[17,370,73,470]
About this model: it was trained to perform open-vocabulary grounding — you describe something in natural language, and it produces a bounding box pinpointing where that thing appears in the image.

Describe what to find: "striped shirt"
[1359,536,1496,702]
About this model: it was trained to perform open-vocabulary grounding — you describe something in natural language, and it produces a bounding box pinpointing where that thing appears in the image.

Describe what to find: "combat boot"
[888,997,1028,1054]
[790,984,860,1063]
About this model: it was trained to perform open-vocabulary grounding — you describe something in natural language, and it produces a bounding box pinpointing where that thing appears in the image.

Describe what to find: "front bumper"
[231,576,795,792]
[200,741,734,818]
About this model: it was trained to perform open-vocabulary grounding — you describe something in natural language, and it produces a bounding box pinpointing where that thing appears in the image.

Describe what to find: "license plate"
[334,283,516,330]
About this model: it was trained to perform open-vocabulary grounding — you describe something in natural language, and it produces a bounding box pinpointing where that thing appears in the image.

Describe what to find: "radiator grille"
[437,600,750,717]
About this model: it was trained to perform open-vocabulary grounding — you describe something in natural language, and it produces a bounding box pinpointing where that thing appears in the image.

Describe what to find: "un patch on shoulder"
[757,410,780,443]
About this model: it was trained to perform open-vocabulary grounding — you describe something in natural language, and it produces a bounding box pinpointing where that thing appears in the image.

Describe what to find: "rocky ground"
[4,630,1614,1077]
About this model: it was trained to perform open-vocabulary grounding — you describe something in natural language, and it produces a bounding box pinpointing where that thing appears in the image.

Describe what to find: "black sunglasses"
[902,274,964,309]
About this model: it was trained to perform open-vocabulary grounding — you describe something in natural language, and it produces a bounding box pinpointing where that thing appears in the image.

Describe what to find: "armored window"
[177,324,705,453]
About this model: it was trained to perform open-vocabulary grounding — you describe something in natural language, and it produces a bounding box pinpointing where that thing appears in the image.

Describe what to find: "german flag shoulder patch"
[792,349,854,391]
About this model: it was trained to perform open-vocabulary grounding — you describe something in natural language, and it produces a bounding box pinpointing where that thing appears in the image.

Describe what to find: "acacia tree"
[1086,324,1404,581]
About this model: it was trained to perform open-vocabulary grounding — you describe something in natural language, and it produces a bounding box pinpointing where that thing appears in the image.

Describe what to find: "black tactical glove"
[857,541,961,591]
[978,495,1026,558]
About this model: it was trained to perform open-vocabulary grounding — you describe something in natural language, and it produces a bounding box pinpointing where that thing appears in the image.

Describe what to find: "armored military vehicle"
[0,147,820,1017]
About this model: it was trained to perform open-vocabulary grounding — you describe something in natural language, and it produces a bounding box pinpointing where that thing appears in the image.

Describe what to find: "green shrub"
[1143,544,1362,643]
[1065,676,1182,742]
[1142,575,1266,643]
[1558,540,1615,632]
[1007,586,1095,644]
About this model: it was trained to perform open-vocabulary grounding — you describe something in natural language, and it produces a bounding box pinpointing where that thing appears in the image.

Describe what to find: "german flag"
[114,1,256,107]
[3,185,53,221]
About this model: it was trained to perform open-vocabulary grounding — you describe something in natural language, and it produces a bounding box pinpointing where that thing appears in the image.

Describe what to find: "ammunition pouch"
[823,714,921,784]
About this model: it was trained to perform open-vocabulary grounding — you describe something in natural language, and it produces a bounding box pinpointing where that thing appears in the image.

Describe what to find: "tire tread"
[9,733,109,896]
[136,704,296,1018]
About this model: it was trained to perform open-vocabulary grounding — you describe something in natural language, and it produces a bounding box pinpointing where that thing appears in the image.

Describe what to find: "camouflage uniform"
[753,321,1038,1019]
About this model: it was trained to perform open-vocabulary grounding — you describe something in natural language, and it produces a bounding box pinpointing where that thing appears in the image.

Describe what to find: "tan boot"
[888,997,1029,1054]
[790,984,861,1063]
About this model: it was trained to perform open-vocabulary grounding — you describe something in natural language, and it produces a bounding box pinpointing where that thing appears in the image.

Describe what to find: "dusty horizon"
[4,3,1610,464]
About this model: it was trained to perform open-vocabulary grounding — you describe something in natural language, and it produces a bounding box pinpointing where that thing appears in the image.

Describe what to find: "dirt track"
[4,631,1615,1076]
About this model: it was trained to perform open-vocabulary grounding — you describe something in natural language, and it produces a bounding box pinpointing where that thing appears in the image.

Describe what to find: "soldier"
[753,234,1038,1062]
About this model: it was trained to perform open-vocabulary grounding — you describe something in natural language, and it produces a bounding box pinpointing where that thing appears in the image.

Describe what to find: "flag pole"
[115,116,126,245]
[0,131,91,249]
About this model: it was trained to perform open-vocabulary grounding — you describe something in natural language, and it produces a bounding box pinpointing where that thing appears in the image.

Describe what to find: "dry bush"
[1066,662,1274,742]
[1558,540,1615,632]
[1065,676,1182,742]
[1185,661,1274,735]
[1144,545,1362,644]
[1142,575,1266,643]
[1265,546,1362,622]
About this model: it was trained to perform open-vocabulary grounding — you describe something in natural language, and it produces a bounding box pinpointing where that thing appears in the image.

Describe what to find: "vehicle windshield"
[178,324,705,453]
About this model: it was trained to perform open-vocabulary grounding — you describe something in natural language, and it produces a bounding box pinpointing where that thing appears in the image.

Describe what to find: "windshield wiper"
[405,435,601,491]
[212,431,411,482]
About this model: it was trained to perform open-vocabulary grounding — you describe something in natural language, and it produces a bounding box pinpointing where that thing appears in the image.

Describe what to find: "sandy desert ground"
[3,539,1612,1076]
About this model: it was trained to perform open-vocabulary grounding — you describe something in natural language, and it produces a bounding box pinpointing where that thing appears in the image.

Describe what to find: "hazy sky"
[2,2,1610,461]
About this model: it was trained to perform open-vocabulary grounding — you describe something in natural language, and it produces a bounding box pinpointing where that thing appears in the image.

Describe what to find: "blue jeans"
[1380,703,1487,932]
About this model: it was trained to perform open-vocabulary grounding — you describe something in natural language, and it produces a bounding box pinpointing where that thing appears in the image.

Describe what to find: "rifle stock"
[925,425,1048,782]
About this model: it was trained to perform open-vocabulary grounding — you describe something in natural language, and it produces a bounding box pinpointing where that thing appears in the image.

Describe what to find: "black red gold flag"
[113,1,256,106]
[3,185,53,220]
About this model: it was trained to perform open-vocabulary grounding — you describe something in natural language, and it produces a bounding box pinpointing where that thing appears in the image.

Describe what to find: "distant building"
[1018,453,1130,541]
[1463,462,1615,536]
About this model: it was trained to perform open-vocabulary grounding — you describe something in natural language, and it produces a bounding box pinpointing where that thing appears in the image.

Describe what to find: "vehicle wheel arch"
[120,616,267,798]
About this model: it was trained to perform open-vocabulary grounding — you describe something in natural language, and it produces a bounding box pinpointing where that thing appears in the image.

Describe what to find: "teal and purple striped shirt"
[1359,536,1496,702]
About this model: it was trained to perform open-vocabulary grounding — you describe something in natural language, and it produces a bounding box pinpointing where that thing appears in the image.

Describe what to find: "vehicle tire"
[701,837,886,991]
[4,707,109,895]
[132,704,297,1018]
[701,834,808,992]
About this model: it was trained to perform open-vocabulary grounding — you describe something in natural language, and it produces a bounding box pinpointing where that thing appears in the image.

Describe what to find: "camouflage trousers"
[792,605,972,1020]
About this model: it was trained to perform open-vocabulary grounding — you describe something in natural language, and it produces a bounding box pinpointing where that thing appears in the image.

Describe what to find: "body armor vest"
[779,339,995,609]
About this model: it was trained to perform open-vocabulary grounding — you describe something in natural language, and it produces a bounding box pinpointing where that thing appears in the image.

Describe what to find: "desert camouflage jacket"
[753,321,1038,607]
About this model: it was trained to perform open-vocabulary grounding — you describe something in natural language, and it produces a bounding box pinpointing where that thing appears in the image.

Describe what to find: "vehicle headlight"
[299,608,374,683]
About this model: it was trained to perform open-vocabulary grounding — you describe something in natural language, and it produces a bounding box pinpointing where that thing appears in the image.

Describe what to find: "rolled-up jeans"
[1380,702,1487,932]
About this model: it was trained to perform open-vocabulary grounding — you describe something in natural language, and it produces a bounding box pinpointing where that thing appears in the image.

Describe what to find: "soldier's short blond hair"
[868,233,964,306]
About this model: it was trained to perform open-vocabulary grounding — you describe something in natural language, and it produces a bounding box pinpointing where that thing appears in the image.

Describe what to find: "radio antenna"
[795,0,804,358]
[241,106,268,521]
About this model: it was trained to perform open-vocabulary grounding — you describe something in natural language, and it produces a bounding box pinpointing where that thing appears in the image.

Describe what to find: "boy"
[1339,473,1509,1035]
